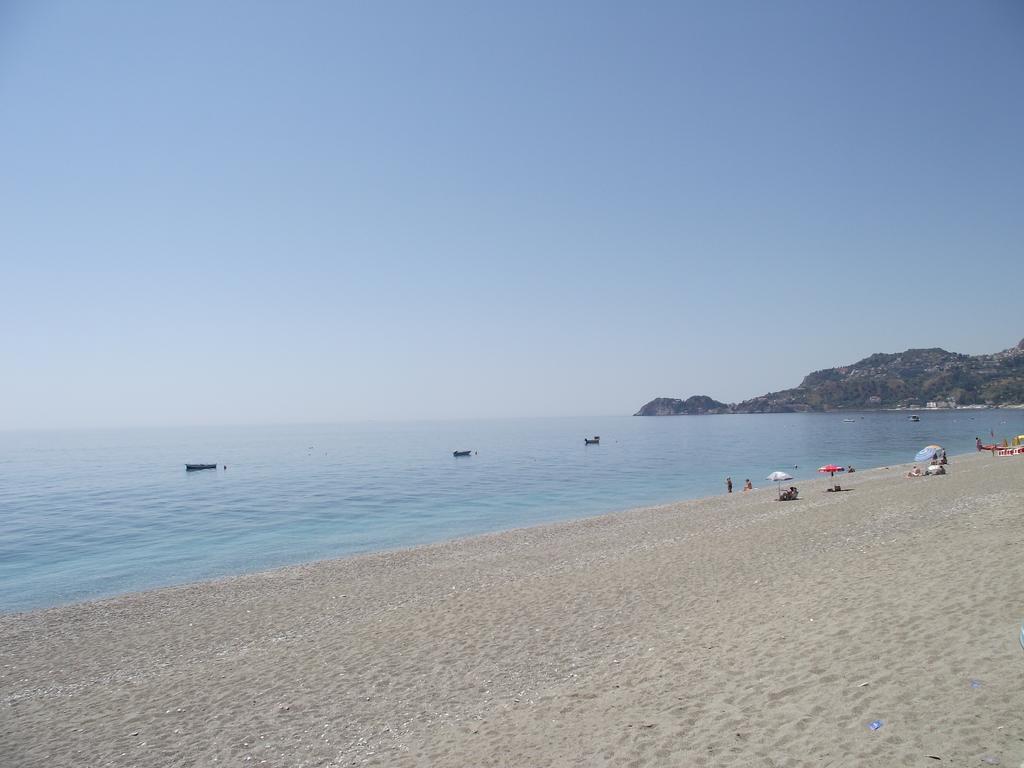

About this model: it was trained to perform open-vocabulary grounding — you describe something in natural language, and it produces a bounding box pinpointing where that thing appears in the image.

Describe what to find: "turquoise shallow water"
[2,410,1022,613]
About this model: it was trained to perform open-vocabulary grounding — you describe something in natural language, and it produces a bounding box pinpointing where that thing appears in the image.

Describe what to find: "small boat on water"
[453,450,472,457]
[908,415,920,422]
[842,418,855,423]
[185,463,217,471]
[584,436,600,445]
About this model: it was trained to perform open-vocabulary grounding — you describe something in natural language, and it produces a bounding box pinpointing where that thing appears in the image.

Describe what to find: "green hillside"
[635,339,1024,415]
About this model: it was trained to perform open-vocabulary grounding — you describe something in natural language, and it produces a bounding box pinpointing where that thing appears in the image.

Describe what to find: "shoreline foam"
[3,451,1023,766]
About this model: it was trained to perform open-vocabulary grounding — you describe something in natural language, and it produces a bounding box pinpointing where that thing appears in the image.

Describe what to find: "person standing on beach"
[726,477,733,493]
[743,479,752,491]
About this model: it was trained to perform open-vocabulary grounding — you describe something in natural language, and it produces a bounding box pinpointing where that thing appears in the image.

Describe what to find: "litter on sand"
[868,720,884,731]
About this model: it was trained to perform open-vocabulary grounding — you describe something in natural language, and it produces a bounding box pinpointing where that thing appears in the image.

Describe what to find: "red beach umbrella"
[817,464,845,478]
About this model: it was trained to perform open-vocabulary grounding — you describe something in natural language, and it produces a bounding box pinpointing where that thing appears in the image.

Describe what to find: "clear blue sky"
[2,1,1022,428]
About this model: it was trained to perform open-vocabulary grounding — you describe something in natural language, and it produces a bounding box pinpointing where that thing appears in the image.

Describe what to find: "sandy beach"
[2,452,1022,767]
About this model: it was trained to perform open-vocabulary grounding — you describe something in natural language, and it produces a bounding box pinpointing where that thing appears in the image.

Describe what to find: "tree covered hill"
[634,338,1024,415]
[632,395,731,416]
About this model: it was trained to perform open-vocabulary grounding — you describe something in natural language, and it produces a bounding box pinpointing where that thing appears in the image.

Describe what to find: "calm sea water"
[2,411,1022,613]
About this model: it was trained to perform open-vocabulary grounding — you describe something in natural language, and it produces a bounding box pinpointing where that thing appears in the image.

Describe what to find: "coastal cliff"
[635,338,1024,415]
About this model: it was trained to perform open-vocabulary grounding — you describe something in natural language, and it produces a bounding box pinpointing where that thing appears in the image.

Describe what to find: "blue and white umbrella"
[914,444,943,463]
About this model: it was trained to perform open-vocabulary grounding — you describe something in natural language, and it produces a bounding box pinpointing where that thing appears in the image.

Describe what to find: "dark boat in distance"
[185,464,217,471]
[908,415,920,422]
[453,450,472,457]
[584,436,600,445]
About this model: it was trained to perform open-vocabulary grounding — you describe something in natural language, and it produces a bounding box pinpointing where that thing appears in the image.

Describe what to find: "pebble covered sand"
[2,452,1023,767]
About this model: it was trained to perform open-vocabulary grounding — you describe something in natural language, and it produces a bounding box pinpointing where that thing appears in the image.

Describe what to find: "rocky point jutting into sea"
[635,337,1024,415]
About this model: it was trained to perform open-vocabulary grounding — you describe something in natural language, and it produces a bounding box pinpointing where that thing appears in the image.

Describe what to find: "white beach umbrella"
[766,471,794,499]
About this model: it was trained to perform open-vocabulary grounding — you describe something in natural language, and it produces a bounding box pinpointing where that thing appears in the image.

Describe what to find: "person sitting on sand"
[847,465,855,473]
[906,466,922,477]
[743,479,753,492]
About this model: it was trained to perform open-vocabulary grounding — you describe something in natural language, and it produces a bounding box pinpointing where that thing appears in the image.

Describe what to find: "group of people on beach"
[907,464,946,477]
[725,477,793,498]
[722,464,867,498]
[907,449,948,477]
[725,477,754,493]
